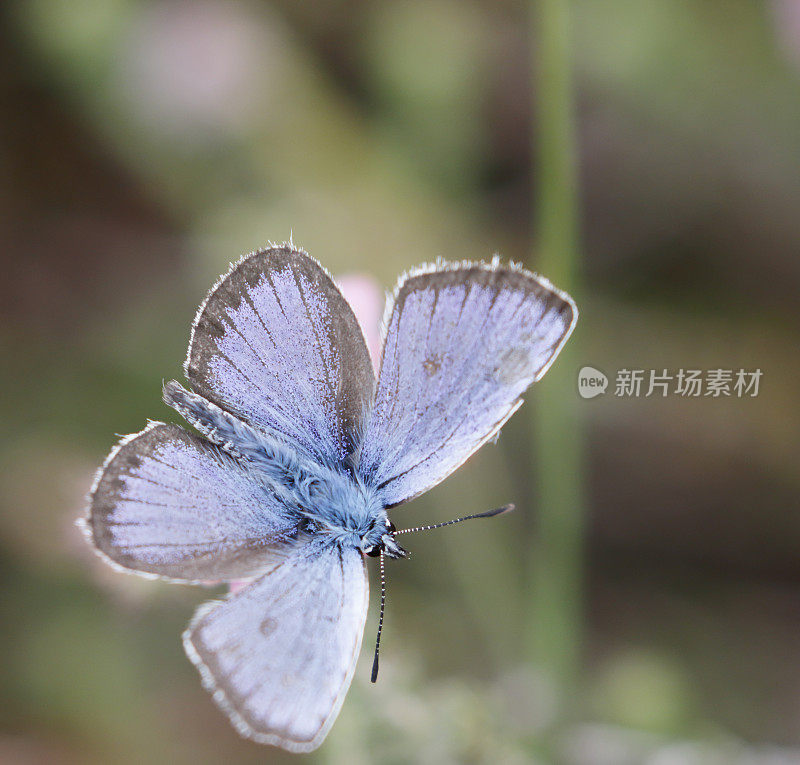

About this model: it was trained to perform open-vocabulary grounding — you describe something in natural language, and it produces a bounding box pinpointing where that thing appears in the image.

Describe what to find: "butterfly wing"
[358,261,577,506]
[185,245,375,464]
[86,422,296,582]
[184,542,368,752]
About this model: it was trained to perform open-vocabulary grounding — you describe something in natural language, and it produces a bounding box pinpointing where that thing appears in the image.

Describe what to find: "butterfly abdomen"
[165,381,311,482]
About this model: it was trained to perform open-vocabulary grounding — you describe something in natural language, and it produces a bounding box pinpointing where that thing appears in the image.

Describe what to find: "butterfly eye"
[385,520,396,533]
[364,545,381,557]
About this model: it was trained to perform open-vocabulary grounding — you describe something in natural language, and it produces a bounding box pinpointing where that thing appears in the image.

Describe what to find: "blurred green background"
[2,1,800,763]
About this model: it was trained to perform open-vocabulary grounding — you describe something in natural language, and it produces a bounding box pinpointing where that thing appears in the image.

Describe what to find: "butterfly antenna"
[370,551,386,683]
[394,503,514,536]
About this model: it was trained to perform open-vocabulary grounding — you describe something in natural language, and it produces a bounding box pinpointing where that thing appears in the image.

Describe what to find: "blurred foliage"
[1,0,800,763]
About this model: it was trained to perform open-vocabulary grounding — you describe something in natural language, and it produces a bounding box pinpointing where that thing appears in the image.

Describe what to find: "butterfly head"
[360,516,406,560]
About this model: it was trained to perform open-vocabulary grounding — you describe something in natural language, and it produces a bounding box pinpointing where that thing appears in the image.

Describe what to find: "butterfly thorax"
[302,472,406,559]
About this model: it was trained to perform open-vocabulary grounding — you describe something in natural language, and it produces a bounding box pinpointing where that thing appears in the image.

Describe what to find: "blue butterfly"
[83,245,577,752]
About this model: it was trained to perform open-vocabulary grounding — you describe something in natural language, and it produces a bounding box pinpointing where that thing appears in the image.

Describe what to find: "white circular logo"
[578,366,607,398]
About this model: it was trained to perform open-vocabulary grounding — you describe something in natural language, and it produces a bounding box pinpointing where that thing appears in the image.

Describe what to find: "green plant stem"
[529,0,584,720]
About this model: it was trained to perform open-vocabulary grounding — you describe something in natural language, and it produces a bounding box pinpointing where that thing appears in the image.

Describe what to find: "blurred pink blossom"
[118,1,280,137]
[228,579,249,595]
[336,273,385,371]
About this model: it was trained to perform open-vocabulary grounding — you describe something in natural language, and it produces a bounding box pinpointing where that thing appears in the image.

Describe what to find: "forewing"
[87,422,295,581]
[184,543,368,752]
[185,245,375,464]
[358,261,577,506]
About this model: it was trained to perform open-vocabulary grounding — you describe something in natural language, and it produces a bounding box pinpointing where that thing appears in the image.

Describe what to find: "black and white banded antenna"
[370,550,387,683]
[370,503,513,683]
[394,503,514,536]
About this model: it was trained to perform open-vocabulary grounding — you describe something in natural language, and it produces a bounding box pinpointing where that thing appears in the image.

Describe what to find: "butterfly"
[82,244,577,752]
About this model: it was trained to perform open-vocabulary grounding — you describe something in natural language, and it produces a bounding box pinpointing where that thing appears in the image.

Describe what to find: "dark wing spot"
[259,616,278,637]
[423,354,442,376]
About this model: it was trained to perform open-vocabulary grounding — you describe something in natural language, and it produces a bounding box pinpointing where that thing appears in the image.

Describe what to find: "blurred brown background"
[1,1,799,763]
